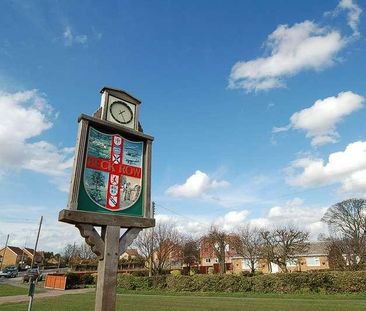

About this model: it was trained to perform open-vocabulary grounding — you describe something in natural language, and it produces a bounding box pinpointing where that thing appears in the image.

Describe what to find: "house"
[120,248,139,261]
[0,246,44,269]
[22,248,44,266]
[152,240,183,271]
[0,246,24,268]
[200,235,238,273]
[232,241,330,274]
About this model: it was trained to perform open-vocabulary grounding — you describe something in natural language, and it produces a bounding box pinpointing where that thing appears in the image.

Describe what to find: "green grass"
[0,283,44,297]
[0,284,28,297]
[1,291,366,311]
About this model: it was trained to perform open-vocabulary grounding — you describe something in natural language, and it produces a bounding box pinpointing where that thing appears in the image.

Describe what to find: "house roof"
[23,248,43,258]
[297,241,329,256]
[1,246,24,257]
[124,249,139,256]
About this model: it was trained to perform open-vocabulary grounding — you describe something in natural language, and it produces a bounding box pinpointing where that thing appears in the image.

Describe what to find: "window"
[306,257,320,267]
[286,259,297,267]
[205,258,211,263]
[242,259,251,269]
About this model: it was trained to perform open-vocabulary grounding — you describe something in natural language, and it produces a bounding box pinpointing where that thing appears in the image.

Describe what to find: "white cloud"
[335,0,362,36]
[166,170,229,198]
[165,170,257,208]
[287,141,366,195]
[0,220,82,253]
[214,210,250,232]
[249,198,328,239]
[229,20,345,92]
[0,90,73,191]
[153,198,327,239]
[63,26,88,46]
[273,91,364,146]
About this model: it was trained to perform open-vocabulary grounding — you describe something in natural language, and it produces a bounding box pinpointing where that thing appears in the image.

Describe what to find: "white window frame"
[306,257,320,267]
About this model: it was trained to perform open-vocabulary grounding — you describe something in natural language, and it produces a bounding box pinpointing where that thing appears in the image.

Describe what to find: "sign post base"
[95,226,120,311]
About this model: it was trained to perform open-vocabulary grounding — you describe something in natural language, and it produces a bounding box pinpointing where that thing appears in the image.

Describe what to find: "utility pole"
[0,234,9,271]
[27,216,43,311]
[149,202,155,277]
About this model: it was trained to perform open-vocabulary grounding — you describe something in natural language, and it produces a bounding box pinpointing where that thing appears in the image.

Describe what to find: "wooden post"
[95,226,120,311]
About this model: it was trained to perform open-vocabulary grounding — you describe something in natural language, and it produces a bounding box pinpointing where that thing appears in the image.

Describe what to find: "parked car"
[0,266,18,278]
[22,268,42,283]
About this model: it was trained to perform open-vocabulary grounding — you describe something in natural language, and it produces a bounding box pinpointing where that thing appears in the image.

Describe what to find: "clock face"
[109,101,133,125]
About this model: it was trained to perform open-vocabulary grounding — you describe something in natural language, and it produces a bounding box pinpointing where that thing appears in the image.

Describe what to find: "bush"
[92,273,98,285]
[117,274,152,290]
[170,270,181,276]
[65,272,81,289]
[81,273,95,285]
[116,271,366,294]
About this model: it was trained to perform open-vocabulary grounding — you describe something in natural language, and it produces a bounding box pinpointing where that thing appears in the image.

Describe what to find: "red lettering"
[121,165,141,178]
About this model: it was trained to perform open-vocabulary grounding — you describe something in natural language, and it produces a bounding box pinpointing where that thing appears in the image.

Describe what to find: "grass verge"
[1,290,366,311]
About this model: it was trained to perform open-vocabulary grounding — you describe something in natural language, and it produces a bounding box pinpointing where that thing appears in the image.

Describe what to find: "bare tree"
[79,242,96,260]
[62,243,77,265]
[260,226,309,272]
[134,223,182,275]
[322,198,366,268]
[206,226,229,274]
[154,223,182,274]
[181,236,200,271]
[234,225,262,273]
[133,228,154,271]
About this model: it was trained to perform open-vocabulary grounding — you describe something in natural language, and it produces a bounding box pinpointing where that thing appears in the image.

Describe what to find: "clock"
[100,87,141,131]
[109,101,133,125]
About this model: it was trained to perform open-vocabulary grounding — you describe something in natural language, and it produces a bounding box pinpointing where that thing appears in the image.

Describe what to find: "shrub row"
[65,272,97,289]
[117,271,366,293]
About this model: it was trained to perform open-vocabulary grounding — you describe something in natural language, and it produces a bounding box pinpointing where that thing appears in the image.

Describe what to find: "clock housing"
[100,87,141,131]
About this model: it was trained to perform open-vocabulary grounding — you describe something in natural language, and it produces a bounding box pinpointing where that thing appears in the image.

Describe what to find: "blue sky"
[0,0,365,251]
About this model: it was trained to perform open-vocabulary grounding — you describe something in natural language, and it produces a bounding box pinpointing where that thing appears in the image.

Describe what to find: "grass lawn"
[0,284,28,297]
[1,291,366,311]
[0,283,44,297]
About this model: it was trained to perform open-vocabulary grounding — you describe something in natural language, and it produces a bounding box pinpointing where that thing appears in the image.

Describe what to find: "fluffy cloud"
[63,26,88,46]
[249,198,328,238]
[154,198,327,239]
[166,170,229,198]
[0,90,73,191]
[229,20,345,92]
[0,219,81,253]
[165,170,257,208]
[273,91,364,146]
[287,141,366,195]
[229,0,363,92]
[213,210,250,232]
[335,0,362,36]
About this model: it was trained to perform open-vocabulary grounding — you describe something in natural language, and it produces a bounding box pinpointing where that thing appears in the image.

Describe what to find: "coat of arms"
[83,127,143,211]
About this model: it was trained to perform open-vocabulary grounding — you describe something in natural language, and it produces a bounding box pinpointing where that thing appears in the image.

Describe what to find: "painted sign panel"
[77,126,144,216]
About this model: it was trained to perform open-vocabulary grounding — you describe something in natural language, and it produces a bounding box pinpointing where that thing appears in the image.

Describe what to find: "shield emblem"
[83,127,144,211]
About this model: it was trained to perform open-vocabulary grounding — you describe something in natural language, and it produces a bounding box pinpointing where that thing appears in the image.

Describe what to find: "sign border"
[60,114,154,228]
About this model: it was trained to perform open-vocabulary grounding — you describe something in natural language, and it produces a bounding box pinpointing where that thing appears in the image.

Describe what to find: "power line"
[154,202,210,229]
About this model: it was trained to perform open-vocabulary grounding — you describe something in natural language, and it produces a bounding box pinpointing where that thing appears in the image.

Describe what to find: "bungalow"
[232,241,330,274]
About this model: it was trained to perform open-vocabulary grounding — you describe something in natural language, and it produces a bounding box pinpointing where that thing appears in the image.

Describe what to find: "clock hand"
[118,110,126,122]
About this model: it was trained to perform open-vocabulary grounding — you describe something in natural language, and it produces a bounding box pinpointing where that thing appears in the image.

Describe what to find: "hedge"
[117,271,366,293]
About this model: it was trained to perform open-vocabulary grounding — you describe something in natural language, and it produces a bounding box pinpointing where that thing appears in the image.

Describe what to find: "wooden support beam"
[59,209,155,228]
[119,228,142,255]
[75,224,105,260]
[95,226,120,311]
